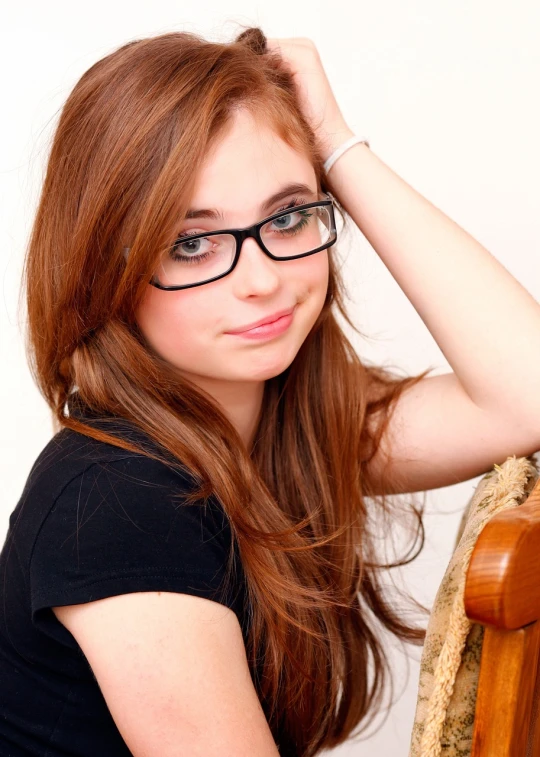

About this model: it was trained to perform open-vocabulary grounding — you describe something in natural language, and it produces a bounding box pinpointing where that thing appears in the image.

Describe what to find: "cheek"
[302,250,329,301]
[134,286,208,362]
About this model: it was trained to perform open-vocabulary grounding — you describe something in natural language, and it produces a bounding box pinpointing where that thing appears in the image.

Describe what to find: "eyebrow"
[184,182,318,220]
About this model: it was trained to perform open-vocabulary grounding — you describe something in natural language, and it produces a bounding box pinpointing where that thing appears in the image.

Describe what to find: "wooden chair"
[465,473,540,756]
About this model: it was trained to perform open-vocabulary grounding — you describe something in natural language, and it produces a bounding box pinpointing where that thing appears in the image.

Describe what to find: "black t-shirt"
[0,414,250,756]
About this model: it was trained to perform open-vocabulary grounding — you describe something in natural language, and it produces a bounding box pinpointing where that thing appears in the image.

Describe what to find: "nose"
[231,236,281,297]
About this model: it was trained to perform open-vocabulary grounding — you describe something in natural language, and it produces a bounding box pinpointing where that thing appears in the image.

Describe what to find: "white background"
[1,1,539,754]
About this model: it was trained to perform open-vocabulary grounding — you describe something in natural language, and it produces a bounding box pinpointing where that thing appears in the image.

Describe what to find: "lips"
[225,306,296,334]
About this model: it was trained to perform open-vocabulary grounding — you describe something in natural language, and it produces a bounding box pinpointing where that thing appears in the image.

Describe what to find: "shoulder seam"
[28,458,134,569]
[28,453,204,568]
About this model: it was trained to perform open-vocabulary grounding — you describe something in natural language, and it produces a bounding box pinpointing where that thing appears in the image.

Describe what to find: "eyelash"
[175,196,309,240]
[275,196,307,213]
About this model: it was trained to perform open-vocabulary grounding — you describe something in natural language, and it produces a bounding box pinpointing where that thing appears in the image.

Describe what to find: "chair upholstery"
[409,453,540,757]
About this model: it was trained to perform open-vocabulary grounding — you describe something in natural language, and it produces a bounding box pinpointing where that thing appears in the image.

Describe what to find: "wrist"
[318,125,356,163]
[323,134,370,176]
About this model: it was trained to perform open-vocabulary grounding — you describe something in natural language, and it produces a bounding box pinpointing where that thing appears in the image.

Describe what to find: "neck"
[178,373,266,451]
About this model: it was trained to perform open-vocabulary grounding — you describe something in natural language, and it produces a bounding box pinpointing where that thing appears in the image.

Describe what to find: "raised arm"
[268,37,540,494]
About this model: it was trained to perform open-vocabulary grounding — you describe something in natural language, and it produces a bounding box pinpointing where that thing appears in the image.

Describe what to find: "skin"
[135,108,329,450]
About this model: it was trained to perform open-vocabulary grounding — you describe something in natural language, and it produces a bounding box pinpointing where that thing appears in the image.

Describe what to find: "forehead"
[185,108,318,220]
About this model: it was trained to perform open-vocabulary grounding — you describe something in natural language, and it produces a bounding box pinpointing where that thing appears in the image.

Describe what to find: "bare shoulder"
[53,592,279,757]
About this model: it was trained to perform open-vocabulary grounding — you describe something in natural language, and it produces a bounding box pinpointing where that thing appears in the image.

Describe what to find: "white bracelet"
[323,134,370,174]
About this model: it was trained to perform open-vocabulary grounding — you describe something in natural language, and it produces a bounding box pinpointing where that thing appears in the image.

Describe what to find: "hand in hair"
[266,37,354,162]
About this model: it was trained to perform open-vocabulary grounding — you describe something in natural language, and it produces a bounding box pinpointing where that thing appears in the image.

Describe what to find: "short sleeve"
[30,455,246,643]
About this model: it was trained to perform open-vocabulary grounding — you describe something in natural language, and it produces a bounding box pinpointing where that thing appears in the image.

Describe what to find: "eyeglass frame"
[123,192,338,291]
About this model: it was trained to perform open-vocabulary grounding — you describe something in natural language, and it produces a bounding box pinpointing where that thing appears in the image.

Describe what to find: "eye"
[173,234,213,257]
[272,212,299,230]
[266,210,312,239]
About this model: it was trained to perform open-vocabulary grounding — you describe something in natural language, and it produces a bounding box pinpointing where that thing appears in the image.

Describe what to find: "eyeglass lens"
[152,204,334,288]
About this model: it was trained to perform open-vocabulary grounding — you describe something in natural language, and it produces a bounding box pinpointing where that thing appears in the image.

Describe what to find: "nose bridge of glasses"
[236,224,272,259]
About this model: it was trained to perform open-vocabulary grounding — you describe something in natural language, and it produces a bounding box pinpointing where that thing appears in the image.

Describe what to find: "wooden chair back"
[464,474,540,756]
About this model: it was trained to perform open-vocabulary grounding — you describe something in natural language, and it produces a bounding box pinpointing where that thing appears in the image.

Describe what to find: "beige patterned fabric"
[409,454,540,757]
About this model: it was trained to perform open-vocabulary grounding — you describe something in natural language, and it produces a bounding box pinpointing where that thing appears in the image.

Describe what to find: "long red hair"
[23,25,432,756]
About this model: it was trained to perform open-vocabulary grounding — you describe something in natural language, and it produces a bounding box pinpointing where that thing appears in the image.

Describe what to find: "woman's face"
[135,108,329,393]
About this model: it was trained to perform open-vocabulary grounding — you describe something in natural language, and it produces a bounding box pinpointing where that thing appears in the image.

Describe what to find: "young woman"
[1,26,539,757]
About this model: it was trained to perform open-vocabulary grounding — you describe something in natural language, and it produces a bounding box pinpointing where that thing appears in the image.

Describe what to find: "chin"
[237,344,302,382]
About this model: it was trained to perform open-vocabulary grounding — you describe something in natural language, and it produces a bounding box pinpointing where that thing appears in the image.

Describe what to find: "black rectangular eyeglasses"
[123,192,338,290]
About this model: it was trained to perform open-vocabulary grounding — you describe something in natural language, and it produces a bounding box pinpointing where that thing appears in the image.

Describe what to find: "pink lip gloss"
[227,309,296,340]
